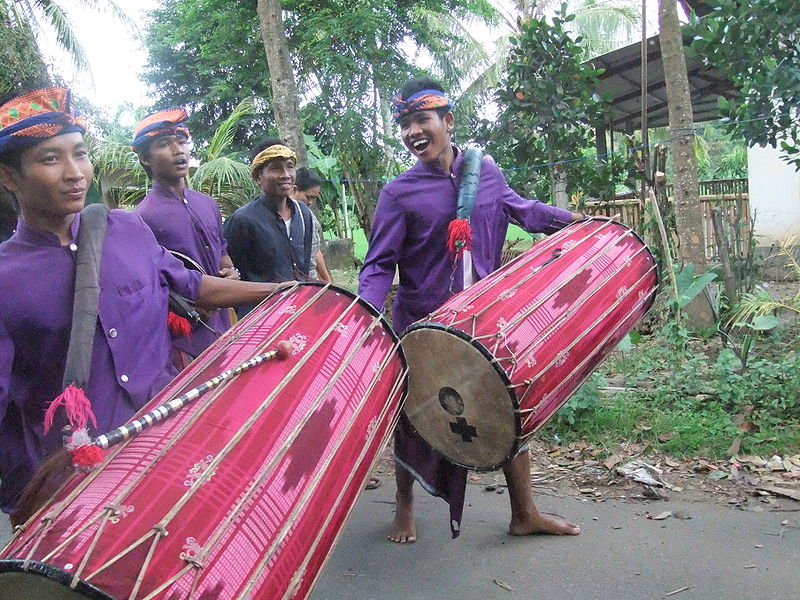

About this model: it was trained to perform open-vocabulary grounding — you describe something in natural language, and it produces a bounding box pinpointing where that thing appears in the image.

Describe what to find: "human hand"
[218,267,240,280]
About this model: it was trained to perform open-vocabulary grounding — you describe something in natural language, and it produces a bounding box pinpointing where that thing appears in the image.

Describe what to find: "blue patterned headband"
[391,89,452,122]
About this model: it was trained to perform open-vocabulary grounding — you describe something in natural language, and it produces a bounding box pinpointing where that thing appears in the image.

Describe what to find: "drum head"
[0,560,113,599]
[401,325,519,471]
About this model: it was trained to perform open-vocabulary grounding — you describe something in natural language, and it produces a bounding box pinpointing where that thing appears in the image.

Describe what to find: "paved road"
[311,484,800,600]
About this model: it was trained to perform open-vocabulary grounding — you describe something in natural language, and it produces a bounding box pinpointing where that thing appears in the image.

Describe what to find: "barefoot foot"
[509,512,581,536]
[388,496,416,543]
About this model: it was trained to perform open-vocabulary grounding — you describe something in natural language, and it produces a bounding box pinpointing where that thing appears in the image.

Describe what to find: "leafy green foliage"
[142,0,274,148]
[553,372,605,426]
[671,263,718,311]
[488,4,637,203]
[688,0,800,169]
[0,0,132,75]
[191,98,259,215]
[548,325,800,458]
[0,13,49,94]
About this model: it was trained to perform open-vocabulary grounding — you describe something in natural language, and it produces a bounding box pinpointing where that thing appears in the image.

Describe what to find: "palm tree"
[0,0,132,74]
[728,236,800,324]
[458,0,640,117]
[90,100,258,213]
[190,99,259,216]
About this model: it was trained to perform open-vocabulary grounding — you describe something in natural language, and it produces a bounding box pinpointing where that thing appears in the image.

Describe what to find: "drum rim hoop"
[300,281,404,352]
[593,218,660,312]
[400,320,521,470]
[0,559,115,600]
[622,219,660,311]
[298,281,409,398]
[169,249,208,275]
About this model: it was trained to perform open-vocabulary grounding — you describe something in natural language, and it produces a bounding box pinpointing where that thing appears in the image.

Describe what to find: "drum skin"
[401,218,657,470]
[0,283,406,600]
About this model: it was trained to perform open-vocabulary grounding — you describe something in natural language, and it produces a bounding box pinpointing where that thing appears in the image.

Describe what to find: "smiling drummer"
[0,88,290,530]
[358,77,585,543]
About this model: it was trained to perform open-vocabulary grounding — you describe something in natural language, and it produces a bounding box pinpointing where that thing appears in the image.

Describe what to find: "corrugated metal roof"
[589,30,736,132]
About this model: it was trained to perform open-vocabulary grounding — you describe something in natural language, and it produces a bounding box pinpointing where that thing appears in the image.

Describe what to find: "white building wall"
[747,144,800,246]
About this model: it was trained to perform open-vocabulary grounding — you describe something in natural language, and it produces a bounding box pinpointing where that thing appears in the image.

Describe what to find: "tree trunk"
[256,0,308,167]
[658,0,713,327]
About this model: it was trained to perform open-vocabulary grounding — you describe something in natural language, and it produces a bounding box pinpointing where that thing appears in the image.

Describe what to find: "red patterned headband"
[0,87,87,156]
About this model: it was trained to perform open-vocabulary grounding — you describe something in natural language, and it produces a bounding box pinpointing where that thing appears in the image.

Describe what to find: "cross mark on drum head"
[450,417,478,443]
[438,386,464,415]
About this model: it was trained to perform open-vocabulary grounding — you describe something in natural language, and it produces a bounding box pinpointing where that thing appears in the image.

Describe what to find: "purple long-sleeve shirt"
[137,183,231,356]
[358,147,573,537]
[359,147,574,331]
[0,210,202,511]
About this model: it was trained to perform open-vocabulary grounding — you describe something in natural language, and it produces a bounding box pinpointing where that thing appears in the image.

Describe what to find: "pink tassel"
[43,383,98,435]
[447,218,472,258]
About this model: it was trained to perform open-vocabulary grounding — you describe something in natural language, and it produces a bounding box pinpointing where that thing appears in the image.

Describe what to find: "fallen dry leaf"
[604,455,623,470]
[755,486,800,501]
[648,511,671,520]
[658,432,676,442]
[727,438,742,457]
[665,585,692,596]
[493,579,514,592]
[736,455,767,467]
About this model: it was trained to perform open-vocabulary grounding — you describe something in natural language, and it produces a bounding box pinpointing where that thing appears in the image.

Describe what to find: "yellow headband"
[251,144,297,177]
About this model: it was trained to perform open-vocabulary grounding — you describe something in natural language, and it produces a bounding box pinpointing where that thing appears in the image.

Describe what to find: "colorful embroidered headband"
[251,144,297,177]
[131,108,191,151]
[0,87,87,156]
[391,89,452,122]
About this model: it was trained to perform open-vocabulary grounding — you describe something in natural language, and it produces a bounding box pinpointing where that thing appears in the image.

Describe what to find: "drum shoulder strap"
[62,203,110,389]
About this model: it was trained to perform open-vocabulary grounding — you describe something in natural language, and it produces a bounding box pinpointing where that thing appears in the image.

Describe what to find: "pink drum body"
[0,283,406,600]
[401,219,657,470]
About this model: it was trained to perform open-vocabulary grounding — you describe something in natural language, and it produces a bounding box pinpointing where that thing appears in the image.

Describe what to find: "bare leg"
[388,462,417,543]
[505,451,581,536]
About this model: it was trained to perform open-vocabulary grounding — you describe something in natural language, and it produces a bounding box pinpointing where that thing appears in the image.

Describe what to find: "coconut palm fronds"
[191,156,256,216]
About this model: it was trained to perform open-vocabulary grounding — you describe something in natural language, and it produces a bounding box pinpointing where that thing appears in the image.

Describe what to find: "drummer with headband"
[0,88,290,532]
[223,137,315,318]
[359,77,584,543]
[133,108,238,369]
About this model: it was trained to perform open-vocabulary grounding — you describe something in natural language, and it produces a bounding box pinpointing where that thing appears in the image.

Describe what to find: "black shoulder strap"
[62,203,110,389]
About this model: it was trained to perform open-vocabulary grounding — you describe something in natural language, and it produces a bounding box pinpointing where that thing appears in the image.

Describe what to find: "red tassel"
[43,383,98,435]
[71,444,104,470]
[447,218,472,258]
[168,311,193,337]
[65,428,104,471]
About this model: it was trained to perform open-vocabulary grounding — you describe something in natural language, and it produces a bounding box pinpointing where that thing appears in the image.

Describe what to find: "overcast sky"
[50,0,158,119]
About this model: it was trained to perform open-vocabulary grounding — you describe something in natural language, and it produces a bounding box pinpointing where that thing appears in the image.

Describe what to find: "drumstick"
[94,341,292,450]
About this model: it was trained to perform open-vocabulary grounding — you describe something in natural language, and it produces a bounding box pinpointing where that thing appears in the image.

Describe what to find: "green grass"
[544,390,800,459]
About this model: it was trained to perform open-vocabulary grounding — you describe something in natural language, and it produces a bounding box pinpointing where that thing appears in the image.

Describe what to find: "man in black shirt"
[224,138,313,317]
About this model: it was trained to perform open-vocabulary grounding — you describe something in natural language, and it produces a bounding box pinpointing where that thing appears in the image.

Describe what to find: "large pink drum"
[0,282,406,600]
[401,218,657,470]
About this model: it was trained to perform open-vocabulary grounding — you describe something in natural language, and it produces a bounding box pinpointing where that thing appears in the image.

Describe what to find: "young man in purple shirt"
[133,108,237,367]
[0,88,286,519]
[359,77,583,543]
